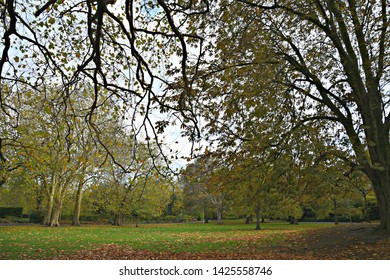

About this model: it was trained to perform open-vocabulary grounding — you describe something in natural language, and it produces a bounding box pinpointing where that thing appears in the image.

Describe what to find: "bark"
[255,203,261,230]
[49,200,62,226]
[333,198,339,225]
[72,184,83,226]
[290,216,299,225]
[43,183,55,225]
[113,212,122,226]
[48,176,69,226]
[370,172,390,234]
[0,152,6,188]
[72,164,89,226]
[216,205,222,224]
[362,192,370,223]
[34,189,45,223]
[245,215,253,224]
[202,203,206,222]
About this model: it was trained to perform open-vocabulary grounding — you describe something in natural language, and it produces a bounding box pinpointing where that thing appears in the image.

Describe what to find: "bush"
[177,214,195,222]
[160,215,177,223]
[22,213,44,223]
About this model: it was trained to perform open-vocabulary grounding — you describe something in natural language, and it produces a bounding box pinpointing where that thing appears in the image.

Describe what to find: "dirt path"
[270,223,390,259]
[54,223,390,260]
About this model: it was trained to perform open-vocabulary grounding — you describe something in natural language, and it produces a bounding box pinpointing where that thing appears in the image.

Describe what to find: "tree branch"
[34,0,57,17]
[376,0,388,83]
[0,0,17,78]
[237,0,277,10]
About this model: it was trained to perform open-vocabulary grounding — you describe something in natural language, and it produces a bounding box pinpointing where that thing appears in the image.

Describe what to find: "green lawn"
[0,221,333,259]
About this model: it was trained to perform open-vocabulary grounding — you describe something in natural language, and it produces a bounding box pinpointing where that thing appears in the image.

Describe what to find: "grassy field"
[0,221,333,259]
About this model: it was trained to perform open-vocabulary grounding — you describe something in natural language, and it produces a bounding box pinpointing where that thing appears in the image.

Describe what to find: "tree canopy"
[0,0,388,232]
[189,0,389,232]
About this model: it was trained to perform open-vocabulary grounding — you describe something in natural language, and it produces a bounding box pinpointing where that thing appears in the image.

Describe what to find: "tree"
[0,82,119,225]
[182,154,233,224]
[193,0,389,233]
[344,169,376,223]
[0,0,208,168]
[89,126,171,226]
[2,0,388,233]
[180,170,212,222]
[70,119,100,226]
[16,87,97,226]
[230,160,277,230]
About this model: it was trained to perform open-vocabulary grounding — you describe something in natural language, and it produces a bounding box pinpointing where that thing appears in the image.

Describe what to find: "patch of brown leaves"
[51,224,390,260]
[51,244,300,260]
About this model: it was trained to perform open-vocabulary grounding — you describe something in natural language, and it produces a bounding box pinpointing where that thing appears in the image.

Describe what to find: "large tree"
[182,155,234,224]
[2,0,389,233]
[195,0,389,233]
[0,0,208,179]
[1,0,205,224]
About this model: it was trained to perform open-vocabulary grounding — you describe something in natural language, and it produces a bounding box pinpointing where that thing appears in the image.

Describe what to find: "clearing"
[0,222,389,260]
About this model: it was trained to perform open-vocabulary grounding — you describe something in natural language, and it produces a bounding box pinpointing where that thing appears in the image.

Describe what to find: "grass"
[0,221,333,259]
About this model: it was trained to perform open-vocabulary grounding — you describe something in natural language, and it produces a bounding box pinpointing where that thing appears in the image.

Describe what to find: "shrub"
[160,215,177,223]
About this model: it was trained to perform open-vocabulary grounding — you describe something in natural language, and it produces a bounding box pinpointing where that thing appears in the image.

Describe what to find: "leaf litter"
[50,224,390,260]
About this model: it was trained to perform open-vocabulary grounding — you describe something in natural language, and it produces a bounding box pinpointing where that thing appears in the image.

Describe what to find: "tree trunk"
[72,185,83,226]
[290,216,299,225]
[333,198,339,225]
[363,192,370,223]
[43,185,55,225]
[255,203,261,230]
[113,212,122,226]
[49,200,62,226]
[371,174,390,234]
[49,179,68,227]
[201,203,209,224]
[216,205,222,224]
[361,165,390,234]
[35,191,44,223]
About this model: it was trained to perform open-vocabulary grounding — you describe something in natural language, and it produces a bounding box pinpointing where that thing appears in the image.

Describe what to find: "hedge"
[0,207,23,218]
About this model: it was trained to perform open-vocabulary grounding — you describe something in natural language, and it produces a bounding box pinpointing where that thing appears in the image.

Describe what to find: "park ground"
[0,222,389,260]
